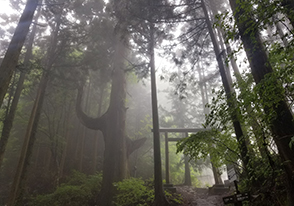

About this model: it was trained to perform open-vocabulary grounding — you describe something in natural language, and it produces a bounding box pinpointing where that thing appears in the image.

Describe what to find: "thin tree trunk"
[7,12,61,205]
[201,0,249,169]
[275,17,289,47]
[45,145,52,172]
[74,124,82,167]
[0,8,39,167]
[217,23,269,160]
[184,155,192,186]
[78,81,91,172]
[149,22,169,206]
[59,126,70,178]
[5,73,17,117]
[78,126,86,172]
[7,71,50,206]
[214,24,257,157]
[281,0,294,28]
[229,0,294,204]
[59,103,72,179]
[197,61,223,185]
[0,0,39,106]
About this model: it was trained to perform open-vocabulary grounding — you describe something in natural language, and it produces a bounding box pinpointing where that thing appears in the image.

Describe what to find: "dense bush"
[28,171,102,206]
[113,178,182,206]
[113,178,153,206]
[28,171,182,206]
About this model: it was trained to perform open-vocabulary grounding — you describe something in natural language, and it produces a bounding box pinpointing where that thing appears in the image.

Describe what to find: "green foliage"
[113,178,152,206]
[113,178,182,206]
[28,171,102,206]
[30,185,91,206]
[166,142,201,187]
[176,129,238,168]
[28,173,182,206]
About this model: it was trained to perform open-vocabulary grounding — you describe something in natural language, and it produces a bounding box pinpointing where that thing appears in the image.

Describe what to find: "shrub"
[113,178,152,206]
[113,178,182,206]
[30,185,91,206]
[28,171,102,206]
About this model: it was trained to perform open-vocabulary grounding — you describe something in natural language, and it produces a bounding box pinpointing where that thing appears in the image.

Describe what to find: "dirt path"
[176,186,225,206]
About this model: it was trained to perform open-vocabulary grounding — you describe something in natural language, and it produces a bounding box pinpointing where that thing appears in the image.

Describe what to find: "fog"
[2,0,280,205]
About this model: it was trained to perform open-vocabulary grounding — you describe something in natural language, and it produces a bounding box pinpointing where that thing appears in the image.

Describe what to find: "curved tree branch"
[76,84,107,131]
[126,136,147,156]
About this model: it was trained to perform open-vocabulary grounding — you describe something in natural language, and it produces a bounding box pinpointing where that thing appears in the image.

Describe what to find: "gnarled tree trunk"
[76,39,146,205]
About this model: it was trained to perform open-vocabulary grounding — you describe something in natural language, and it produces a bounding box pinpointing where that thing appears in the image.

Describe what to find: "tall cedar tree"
[7,7,62,206]
[229,0,294,204]
[201,0,250,169]
[0,7,40,168]
[0,0,39,107]
[114,0,177,204]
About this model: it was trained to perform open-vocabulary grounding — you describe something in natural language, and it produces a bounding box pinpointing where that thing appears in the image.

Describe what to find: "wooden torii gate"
[157,128,205,186]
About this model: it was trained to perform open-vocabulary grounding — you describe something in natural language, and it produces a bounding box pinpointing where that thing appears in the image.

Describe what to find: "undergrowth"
[28,171,183,206]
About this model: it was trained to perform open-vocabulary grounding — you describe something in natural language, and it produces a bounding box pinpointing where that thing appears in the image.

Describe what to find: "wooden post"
[165,132,170,184]
[234,180,242,206]
[184,132,192,186]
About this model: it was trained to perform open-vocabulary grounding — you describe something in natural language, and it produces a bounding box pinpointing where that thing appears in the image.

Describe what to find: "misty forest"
[1,0,294,205]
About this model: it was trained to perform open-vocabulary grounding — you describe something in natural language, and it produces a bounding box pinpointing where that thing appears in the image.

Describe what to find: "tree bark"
[7,71,50,206]
[229,0,294,204]
[201,0,249,169]
[149,22,169,206]
[281,0,294,28]
[184,155,192,186]
[0,0,39,107]
[78,82,91,172]
[0,8,39,167]
[59,102,73,179]
[93,84,105,173]
[60,119,71,179]
[76,39,131,206]
[197,61,223,185]
[7,11,61,205]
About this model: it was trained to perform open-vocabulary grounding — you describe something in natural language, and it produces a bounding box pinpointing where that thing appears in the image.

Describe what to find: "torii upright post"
[165,132,170,185]
[184,132,192,186]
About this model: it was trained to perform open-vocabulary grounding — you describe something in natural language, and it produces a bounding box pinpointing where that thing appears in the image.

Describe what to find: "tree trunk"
[184,155,192,186]
[59,124,70,179]
[274,16,289,47]
[201,0,249,169]
[74,123,82,168]
[0,8,38,167]
[0,0,39,106]
[78,81,91,172]
[76,39,129,206]
[59,103,73,179]
[229,0,294,204]
[7,71,50,206]
[93,85,105,173]
[214,17,270,160]
[7,12,61,205]
[281,0,294,28]
[101,41,128,205]
[197,61,223,185]
[149,22,169,206]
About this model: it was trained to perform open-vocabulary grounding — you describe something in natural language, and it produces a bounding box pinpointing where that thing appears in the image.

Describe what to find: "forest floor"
[175,185,226,206]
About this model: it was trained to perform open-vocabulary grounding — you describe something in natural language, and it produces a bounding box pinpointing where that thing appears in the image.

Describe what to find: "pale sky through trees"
[0,1,14,14]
